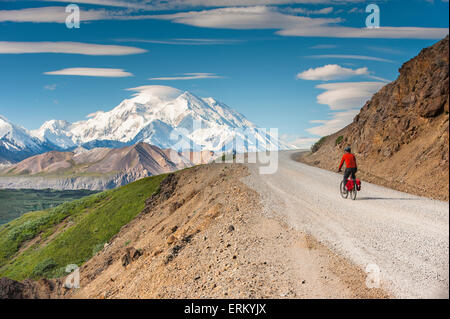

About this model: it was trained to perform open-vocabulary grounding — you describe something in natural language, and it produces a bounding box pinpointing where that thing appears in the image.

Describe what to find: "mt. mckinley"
[0,86,290,164]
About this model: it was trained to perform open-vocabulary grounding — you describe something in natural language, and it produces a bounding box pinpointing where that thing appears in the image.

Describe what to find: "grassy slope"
[0,174,166,281]
[0,189,99,225]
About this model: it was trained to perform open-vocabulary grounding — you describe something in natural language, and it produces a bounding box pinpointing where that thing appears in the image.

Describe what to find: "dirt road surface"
[243,151,449,299]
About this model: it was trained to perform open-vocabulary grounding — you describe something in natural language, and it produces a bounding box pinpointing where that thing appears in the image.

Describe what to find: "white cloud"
[0,42,146,55]
[41,0,151,9]
[44,84,57,90]
[306,81,386,136]
[297,64,369,80]
[125,85,184,100]
[311,6,333,14]
[306,54,395,63]
[5,5,447,39]
[149,73,222,80]
[348,7,363,13]
[278,25,449,39]
[115,38,242,45]
[367,75,391,82]
[366,46,404,55]
[151,6,342,30]
[284,6,334,15]
[161,0,364,7]
[281,134,318,149]
[87,111,105,118]
[44,68,133,77]
[150,6,448,39]
[309,44,337,49]
[315,81,385,110]
[41,0,367,10]
[307,109,359,136]
[0,6,119,23]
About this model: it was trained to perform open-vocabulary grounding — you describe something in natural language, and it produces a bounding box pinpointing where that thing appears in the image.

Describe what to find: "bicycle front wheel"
[350,189,357,200]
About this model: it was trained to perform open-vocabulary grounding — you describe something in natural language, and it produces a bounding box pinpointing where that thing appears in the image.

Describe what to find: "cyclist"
[338,147,357,187]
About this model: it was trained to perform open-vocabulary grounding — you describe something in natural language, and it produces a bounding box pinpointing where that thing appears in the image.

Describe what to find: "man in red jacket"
[338,147,357,185]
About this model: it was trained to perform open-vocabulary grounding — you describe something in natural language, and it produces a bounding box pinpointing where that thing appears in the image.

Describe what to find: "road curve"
[242,151,449,299]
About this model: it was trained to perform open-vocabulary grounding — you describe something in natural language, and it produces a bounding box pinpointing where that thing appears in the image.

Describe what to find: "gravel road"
[242,151,449,299]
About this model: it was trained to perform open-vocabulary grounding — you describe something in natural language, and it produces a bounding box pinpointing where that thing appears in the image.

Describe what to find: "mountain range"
[0,115,51,164]
[0,142,195,190]
[0,86,289,164]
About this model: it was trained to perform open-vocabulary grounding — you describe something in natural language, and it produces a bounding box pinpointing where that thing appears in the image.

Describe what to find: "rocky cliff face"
[302,36,449,201]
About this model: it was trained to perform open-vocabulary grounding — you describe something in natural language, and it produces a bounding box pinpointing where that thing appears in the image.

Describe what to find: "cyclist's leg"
[350,168,357,181]
[343,168,351,185]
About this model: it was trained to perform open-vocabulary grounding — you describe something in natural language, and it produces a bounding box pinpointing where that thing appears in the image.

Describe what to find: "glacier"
[1,85,291,163]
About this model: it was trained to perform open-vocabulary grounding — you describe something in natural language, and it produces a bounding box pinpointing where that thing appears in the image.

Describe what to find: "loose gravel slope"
[243,151,449,298]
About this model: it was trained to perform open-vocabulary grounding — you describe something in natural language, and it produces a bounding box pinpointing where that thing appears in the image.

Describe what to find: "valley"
[0,174,166,282]
[0,142,193,190]
[0,188,98,225]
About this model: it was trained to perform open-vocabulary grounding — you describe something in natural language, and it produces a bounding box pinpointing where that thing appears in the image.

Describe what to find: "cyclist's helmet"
[344,147,351,152]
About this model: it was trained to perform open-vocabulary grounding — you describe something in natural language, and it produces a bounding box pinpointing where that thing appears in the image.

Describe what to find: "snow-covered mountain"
[31,119,76,150]
[1,86,290,163]
[32,86,289,152]
[0,115,48,164]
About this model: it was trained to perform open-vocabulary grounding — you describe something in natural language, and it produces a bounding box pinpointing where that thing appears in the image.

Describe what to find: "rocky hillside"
[301,36,449,201]
[0,142,193,190]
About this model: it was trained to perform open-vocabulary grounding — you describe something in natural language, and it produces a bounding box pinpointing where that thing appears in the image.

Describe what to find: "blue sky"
[0,0,448,148]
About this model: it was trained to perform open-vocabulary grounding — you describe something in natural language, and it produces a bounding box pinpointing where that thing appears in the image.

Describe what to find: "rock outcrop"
[302,36,449,201]
[0,277,65,299]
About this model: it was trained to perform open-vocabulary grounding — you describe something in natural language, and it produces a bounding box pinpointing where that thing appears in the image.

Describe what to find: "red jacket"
[339,153,357,170]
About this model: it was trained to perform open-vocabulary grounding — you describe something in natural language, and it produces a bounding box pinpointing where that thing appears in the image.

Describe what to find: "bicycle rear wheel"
[340,181,348,199]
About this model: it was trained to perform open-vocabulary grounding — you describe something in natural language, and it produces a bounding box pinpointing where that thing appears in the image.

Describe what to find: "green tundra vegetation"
[0,189,99,225]
[311,136,328,153]
[335,136,344,146]
[0,174,166,281]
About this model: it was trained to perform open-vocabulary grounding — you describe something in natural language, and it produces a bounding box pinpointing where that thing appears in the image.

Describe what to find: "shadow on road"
[358,196,419,201]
